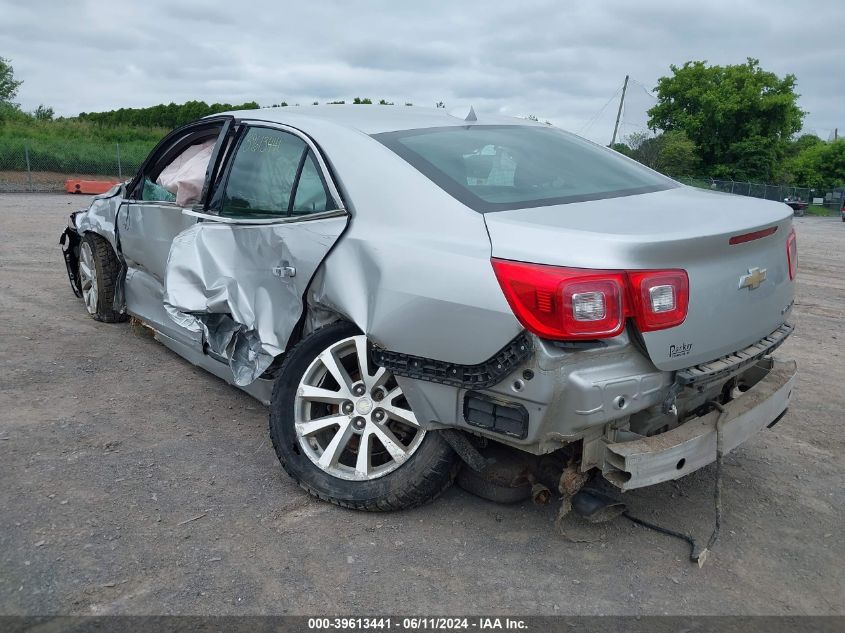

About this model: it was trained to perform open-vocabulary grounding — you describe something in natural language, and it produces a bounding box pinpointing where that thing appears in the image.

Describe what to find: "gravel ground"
[0,193,842,616]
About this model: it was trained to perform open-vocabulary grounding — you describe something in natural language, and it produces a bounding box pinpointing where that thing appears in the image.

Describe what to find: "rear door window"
[219,127,307,218]
[291,151,331,215]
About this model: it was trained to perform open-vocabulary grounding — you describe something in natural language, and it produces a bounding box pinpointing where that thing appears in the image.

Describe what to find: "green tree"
[648,58,804,181]
[652,131,699,177]
[78,100,260,128]
[776,134,825,184]
[34,104,54,121]
[787,139,845,191]
[617,130,699,178]
[0,57,23,104]
[785,133,824,158]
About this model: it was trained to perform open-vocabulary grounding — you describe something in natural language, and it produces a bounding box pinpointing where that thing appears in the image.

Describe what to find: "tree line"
[612,58,844,192]
[2,55,843,191]
[78,100,260,129]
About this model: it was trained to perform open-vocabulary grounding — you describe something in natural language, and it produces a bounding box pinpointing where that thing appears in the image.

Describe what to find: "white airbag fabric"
[157,140,215,207]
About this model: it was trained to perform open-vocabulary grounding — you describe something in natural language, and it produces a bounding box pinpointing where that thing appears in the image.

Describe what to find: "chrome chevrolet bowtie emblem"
[739,267,767,290]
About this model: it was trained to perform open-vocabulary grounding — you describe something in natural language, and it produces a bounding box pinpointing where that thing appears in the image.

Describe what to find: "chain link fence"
[0,140,154,192]
[677,177,812,202]
[676,176,845,214]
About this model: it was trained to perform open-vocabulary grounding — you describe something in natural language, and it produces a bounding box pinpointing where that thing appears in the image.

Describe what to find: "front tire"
[269,322,459,511]
[78,233,126,323]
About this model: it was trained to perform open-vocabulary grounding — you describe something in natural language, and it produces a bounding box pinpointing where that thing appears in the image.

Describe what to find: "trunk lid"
[484,186,795,371]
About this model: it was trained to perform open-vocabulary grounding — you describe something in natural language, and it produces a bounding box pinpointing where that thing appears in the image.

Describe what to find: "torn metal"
[163,217,346,385]
[74,182,124,252]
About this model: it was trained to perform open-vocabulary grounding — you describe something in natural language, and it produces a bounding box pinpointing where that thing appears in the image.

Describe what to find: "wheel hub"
[355,397,374,415]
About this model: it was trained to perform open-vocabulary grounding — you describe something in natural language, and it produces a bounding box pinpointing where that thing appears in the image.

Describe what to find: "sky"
[1,0,843,144]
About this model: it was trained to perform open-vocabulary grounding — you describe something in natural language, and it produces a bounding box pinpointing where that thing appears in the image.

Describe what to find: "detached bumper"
[59,221,82,298]
[602,358,797,490]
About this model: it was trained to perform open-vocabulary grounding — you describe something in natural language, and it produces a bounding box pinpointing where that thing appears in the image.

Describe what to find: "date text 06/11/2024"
[307,618,529,630]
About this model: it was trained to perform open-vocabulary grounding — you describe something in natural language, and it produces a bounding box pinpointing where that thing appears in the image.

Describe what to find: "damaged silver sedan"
[60,106,798,511]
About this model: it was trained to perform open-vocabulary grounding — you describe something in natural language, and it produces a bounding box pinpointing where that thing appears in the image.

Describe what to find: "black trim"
[767,408,788,429]
[206,125,248,214]
[199,118,234,209]
[287,148,310,215]
[371,333,533,389]
[676,324,794,387]
[463,391,529,439]
[371,125,677,214]
[59,220,82,298]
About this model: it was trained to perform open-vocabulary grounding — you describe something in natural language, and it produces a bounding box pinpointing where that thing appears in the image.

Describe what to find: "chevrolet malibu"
[60,106,797,511]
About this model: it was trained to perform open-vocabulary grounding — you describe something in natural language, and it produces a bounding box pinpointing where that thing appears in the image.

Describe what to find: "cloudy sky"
[1,0,842,143]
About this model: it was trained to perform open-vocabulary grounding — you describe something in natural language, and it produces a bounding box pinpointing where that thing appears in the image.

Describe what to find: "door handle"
[272,265,296,278]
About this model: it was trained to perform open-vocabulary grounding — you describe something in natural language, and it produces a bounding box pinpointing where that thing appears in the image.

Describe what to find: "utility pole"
[835,128,839,141]
[610,74,629,147]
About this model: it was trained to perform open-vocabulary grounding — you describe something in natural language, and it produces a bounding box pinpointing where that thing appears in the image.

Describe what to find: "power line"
[577,85,622,135]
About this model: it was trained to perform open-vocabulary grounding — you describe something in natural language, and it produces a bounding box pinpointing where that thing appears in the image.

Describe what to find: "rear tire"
[78,233,126,323]
[269,321,459,511]
[456,466,531,504]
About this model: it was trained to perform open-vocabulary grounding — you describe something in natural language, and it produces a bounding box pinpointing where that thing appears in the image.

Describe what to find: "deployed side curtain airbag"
[157,140,215,207]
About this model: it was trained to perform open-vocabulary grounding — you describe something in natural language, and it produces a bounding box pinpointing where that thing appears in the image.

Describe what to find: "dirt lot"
[0,193,843,616]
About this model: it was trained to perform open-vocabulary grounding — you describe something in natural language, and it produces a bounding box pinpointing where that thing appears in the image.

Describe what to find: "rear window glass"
[373,125,675,213]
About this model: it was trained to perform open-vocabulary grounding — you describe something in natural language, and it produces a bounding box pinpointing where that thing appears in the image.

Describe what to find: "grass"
[805,205,835,216]
[0,116,164,175]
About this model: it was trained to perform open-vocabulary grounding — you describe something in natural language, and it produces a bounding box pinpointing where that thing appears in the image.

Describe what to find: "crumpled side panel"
[163,218,347,385]
[74,184,125,253]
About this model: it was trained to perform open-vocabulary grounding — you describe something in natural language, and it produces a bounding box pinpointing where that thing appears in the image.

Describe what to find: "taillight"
[491,259,626,339]
[627,270,689,332]
[491,259,689,340]
[786,227,797,280]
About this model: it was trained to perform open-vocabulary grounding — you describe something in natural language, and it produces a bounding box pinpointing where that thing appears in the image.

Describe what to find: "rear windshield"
[373,125,675,213]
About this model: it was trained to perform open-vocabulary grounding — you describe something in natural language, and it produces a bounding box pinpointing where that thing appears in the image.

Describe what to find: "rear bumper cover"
[602,357,797,490]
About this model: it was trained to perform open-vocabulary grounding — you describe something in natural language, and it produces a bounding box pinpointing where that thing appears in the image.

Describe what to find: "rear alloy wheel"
[269,322,459,510]
[78,233,126,323]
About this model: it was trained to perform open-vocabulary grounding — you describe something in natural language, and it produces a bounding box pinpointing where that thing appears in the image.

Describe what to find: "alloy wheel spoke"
[369,366,390,391]
[86,286,98,312]
[298,384,350,405]
[354,336,371,384]
[317,420,354,469]
[319,348,354,394]
[380,387,419,427]
[381,402,419,427]
[355,429,372,477]
[371,423,409,462]
[296,414,347,438]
